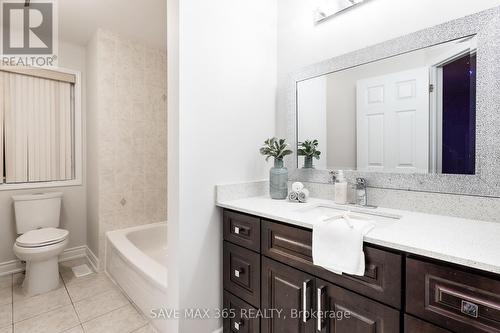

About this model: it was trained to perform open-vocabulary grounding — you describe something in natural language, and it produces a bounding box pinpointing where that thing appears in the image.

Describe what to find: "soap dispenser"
[334,170,348,205]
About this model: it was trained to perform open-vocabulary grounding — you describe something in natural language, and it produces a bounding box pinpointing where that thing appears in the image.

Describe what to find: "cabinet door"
[404,315,452,333]
[316,279,400,333]
[261,257,315,333]
[224,241,261,307]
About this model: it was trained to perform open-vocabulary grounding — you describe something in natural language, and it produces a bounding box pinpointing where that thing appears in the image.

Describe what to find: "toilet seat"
[16,228,69,248]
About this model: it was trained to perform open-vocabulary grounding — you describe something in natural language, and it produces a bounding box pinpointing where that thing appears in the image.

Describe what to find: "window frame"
[0,66,82,191]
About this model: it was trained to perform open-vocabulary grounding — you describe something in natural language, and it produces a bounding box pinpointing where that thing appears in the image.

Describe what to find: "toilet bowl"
[13,228,69,296]
[12,193,69,297]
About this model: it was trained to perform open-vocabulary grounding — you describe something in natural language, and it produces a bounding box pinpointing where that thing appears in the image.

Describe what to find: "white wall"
[277,0,500,136]
[0,41,87,263]
[172,0,277,332]
[166,0,179,332]
[86,34,100,258]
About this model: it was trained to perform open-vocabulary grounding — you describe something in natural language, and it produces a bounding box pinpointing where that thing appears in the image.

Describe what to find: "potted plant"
[260,137,293,199]
[297,139,321,169]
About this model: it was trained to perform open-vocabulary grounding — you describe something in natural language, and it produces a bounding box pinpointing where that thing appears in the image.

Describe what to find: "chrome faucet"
[355,178,368,207]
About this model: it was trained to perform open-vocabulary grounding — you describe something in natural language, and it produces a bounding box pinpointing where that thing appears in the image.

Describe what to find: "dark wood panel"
[224,210,261,252]
[406,257,500,333]
[261,220,402,308]
[224,241,261,308]
[261,257,315,333]
[223,291,260,333]
[404,315,453,333]
[317,279,400,333]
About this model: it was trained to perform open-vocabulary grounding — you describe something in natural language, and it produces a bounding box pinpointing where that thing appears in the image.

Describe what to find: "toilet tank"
[12,192,63,234]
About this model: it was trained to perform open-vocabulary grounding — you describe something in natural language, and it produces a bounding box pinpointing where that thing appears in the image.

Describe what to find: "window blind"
[1,71,73,183]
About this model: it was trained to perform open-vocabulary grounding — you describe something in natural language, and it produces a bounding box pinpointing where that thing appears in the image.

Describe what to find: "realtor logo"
[2,1,53,54]
[1,0,58,66]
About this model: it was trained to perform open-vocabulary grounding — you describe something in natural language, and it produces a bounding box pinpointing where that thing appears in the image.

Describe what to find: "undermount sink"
[295,203,401,224]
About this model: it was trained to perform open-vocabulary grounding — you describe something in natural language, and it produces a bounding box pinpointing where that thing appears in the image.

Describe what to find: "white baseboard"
[59,245,87,262]
[86,246,100,271]
[0,259,25,276]
[0,245,99,276]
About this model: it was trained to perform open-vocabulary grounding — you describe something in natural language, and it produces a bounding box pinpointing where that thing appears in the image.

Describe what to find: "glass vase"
[270,158,288,200]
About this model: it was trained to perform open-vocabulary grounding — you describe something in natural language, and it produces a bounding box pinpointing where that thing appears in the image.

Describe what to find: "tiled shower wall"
[88,29,167,263]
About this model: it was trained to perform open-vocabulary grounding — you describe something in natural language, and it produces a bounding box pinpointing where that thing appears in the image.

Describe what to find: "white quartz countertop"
[217,196,500,275]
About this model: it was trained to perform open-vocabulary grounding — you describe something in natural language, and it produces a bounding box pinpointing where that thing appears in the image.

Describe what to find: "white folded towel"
[288,191,299,202]
[298,188,309,203]
[312,213,375,276]
[292,182,304,192]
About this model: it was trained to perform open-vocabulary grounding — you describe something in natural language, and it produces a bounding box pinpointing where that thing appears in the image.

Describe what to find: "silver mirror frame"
[286,7,500,197]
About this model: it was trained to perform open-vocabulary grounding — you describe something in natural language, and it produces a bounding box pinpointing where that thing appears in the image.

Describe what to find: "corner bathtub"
[106,222,167,333]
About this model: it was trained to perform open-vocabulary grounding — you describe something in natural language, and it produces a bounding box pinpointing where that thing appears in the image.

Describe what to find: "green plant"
[297,139,321,160]
[260,137,293,161]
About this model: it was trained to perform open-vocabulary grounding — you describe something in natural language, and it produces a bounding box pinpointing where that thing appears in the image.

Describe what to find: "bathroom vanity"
[218,197,500,333]
[217,6,500,333]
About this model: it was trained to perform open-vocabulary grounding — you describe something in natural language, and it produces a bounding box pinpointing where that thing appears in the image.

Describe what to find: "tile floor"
[0,258,157,333]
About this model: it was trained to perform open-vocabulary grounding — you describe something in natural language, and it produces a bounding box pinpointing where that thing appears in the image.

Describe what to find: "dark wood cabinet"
[261,257,315,333]
[222,209,500,333]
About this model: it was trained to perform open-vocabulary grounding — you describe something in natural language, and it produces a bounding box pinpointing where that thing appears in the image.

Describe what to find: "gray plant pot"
[303,156,314,169]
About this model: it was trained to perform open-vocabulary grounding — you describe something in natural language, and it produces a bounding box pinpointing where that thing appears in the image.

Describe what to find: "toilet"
[12,192,69,296]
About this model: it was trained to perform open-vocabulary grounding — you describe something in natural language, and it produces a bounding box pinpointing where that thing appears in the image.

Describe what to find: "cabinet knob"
[234,268,243,278]
[234,321,243,331]
[461,300,479,318]
[233,226,248,235]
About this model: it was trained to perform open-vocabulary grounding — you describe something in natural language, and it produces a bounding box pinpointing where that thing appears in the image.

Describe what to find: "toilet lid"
[16,228,68,248]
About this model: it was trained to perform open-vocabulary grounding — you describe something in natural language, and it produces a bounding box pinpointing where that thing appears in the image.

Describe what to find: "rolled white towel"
[288,191,299,202]
[292,182,304,192]
[298,189,309,203]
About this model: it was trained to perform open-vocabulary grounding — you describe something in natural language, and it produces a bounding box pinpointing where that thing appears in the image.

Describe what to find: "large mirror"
[297,36,477,175]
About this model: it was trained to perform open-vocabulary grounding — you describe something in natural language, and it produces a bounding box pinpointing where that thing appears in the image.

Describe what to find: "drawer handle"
[317,286,326,331]
[302,280,311,323]
[234,268,244,278]
[234,226,249,235]
[234,320,243,331]
[461,300,479,318]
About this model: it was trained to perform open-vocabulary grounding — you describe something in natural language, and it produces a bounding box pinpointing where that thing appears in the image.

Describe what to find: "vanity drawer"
[406,258,500,333]
[224,241,261,307]
[223,291,259,333]
[224,210,261,252]
[261,220,402,308]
